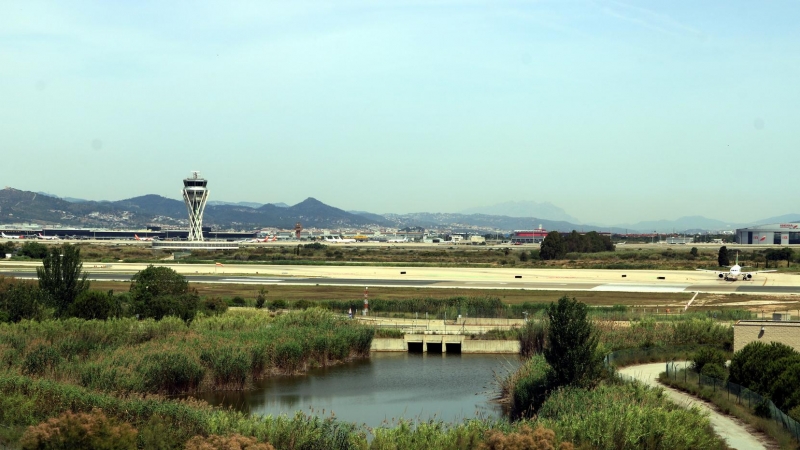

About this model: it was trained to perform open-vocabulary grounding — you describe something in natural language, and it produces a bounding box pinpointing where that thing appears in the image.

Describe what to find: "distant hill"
[383,211,624,234]
[208,201,264,208]
[459,201,580,223]
[754,214,800,224]
[9,187,800,233]
[613,216,745,233]
[0,188,390,229]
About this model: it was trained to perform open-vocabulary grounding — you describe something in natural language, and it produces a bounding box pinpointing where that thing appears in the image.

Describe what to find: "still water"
[194,353,519,428]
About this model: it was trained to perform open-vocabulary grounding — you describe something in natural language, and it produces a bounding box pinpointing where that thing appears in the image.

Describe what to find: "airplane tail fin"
[135,234,140,240]
[735,251,739,266]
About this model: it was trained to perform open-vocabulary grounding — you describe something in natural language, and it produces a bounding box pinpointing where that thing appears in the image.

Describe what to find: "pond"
[193,352,519,428]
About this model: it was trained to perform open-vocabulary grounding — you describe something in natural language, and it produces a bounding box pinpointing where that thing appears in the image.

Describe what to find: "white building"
[736,223,800,245]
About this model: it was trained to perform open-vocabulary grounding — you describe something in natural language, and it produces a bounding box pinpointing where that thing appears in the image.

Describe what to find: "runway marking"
[684,292,699,311]
[592,283,690,293]
[220,278,284,283]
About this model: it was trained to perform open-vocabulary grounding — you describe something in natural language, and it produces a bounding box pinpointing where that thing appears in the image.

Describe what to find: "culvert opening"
[426,342,443,353]
[407,342,424,353]
[445,343,462,354]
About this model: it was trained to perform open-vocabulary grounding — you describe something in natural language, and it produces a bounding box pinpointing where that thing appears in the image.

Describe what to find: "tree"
[255,287,267,309]
[690,247,699,257]
[539,232,566,260]
[0,241,16,256]
[130,265,189,300]
[0,278,43,323]
[37,244,89,317]
[129,266,198,321]
[544,296,604,388]
[68,290,120,320]
[717,246,730,267]
[19,241,48,259]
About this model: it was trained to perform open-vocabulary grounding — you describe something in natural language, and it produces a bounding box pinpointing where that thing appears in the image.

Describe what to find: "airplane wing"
[695,269,724,273]
[743,270,777,274]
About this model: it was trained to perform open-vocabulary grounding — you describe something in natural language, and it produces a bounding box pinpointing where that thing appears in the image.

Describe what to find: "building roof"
[736,223,800,232]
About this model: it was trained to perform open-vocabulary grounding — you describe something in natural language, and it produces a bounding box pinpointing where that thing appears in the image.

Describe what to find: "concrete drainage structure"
[371,334,520,354]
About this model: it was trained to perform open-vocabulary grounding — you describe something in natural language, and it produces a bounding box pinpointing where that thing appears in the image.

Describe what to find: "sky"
[2,1,799,225]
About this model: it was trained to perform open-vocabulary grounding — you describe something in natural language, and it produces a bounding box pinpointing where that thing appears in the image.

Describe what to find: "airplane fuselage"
[718,264,753,281]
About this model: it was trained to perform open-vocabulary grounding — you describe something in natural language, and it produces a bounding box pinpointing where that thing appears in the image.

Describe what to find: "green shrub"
[754,399,772,418]
[294,299,313,310]
[700,363,726,380]
[729,341,796,390]
[201,297,228,316]
[232,296,246,306]
[691,347,727,374]
[255,288,267,309]
[68,290,120,320]
[18,242,48,259]
[768,362,800,411]
[511,355,553,418]
[269,299,287,310]
[0,280,43,323]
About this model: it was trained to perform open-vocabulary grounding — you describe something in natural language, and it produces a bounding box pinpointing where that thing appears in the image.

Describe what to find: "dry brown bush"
[185,433,275,450]
[482,424,574,450]
[19,408,137,450]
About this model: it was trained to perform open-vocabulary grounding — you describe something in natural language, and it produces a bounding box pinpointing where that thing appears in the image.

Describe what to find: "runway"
[2,266,799,295]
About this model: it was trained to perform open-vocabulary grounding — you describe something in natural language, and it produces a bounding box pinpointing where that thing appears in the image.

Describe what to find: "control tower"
[182,171,209,241]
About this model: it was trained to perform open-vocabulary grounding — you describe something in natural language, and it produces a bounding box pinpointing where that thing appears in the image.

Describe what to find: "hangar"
[736,223,800,245]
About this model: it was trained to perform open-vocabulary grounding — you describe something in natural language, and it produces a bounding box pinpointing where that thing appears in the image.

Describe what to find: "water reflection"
[192,352,519,428]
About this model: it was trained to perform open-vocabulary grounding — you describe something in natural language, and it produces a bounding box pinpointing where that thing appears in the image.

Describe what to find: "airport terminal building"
[736,223,800,245]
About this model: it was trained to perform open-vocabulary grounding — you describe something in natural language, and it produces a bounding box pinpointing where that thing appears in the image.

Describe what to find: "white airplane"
[387,237,408,243]
[1,232,23,239]
[324,235,356,244]
[134,234,156,242]
[697,252,776,281]
[37,233,60,241]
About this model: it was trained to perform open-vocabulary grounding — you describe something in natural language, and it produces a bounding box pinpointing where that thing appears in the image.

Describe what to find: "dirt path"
[619,362,773,450]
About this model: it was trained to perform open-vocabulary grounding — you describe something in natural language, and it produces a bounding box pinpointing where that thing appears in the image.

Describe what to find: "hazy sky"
[2,1,798,225]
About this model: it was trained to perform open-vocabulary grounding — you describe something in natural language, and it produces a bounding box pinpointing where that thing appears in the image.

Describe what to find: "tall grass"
[0,309,374,395]
[537,383,726,450]
[0,372,367,450]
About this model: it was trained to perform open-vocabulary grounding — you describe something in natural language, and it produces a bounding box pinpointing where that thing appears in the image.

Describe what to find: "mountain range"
[459,201,581,223]
[3,187,798,233]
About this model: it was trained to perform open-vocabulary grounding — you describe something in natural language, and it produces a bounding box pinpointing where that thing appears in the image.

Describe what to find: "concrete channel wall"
[371,335,519,354]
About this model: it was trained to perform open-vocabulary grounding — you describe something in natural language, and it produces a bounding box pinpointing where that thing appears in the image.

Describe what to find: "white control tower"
[182,171,209,241]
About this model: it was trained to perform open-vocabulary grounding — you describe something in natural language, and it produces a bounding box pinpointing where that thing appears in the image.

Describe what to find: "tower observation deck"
[182,171,209,241]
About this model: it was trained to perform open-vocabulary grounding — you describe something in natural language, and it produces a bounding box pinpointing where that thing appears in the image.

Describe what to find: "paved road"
[619,362,770,450]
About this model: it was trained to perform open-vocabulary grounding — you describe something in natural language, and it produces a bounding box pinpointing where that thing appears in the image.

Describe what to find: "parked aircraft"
[37,233,60,241]
[134,234,156,242]
[324,236,356,243]
[245,236,278,243]
[387,237,408,243]
[697,252,776,281]
[1,233,23,239]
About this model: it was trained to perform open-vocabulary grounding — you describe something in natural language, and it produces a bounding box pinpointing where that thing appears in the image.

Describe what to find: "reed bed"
[0,372,366,449]
[0,309,374,395]
[536,383,727,450]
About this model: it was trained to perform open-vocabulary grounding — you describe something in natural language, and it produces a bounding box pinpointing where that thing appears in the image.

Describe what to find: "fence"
[604,346,701,368]
[665,362,800,441]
